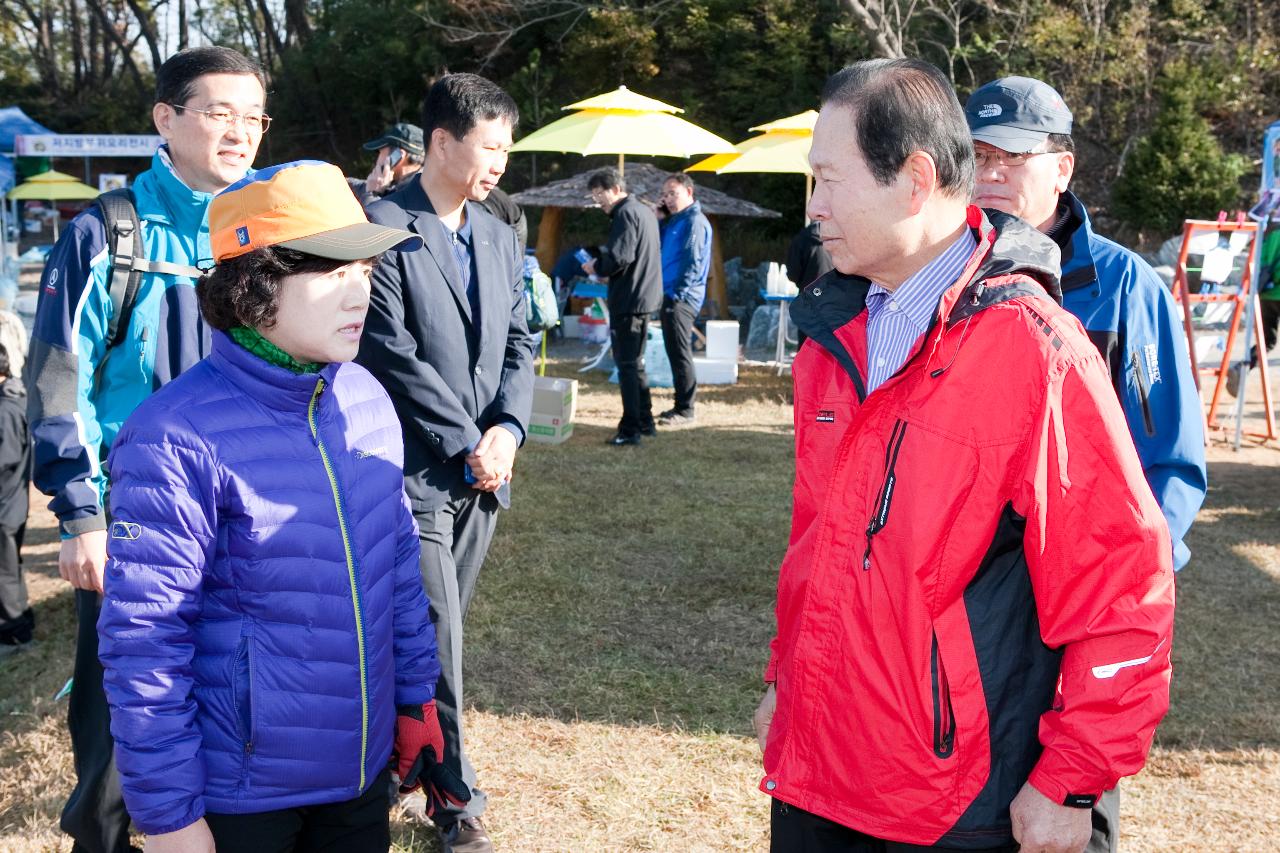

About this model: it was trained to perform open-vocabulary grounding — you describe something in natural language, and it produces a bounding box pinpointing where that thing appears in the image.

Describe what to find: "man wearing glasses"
[965,77,1206,850]
[27,46,267,853]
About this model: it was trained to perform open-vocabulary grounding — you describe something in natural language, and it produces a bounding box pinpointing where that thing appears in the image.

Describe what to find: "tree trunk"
[122,0,164,72]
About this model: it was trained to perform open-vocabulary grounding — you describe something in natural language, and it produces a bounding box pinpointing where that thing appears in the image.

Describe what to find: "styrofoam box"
[694,356,738,385]
[532,375,578,422]
[704,320,739,362]
[561,314,582,338]
[528,412,574,444]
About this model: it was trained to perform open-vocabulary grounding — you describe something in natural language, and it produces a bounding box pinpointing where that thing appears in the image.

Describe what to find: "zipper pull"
[862,541,872,571]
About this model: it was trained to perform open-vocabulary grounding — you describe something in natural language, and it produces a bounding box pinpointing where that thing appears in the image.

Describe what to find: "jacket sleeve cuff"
[495,418,526,447]
[60,512,107,538]
[133,800,206,837]
[1027,759,1103,808]
[763,656,777,684]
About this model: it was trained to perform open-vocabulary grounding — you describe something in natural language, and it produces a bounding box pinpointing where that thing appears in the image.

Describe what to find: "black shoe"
[1225,362,1244,398]
[440,817,493,853]
[607,432,643,446]
[640,423,657,436]
[657,409,695,426]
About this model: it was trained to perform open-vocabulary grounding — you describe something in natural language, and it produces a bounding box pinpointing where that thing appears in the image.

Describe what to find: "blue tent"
[0,105,53,152]
[0,105,55,194]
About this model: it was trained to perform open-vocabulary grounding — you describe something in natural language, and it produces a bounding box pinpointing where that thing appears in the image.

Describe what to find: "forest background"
[1,0,1277,253]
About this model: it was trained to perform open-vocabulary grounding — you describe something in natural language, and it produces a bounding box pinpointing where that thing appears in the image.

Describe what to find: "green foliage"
[1111,82,1248,233]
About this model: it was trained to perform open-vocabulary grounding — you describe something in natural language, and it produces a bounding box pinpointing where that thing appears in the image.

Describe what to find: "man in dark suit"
[583,167,664,445]
[357,73,537,853]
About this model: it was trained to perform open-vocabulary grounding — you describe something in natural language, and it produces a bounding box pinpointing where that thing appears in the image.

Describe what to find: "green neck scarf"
[229,326,322,375]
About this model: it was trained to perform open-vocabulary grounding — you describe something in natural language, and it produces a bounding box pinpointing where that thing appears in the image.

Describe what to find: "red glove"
[394,701,472,816]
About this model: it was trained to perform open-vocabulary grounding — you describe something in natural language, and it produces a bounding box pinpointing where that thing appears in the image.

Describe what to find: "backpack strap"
[94,188,204,350]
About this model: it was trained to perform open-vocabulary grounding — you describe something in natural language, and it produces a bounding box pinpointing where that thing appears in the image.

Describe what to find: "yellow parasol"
[509,86,736,175]
[687,110,817,209]
[7,170,101,240]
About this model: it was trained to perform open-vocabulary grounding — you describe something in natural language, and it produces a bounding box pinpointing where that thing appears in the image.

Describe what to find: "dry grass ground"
[1,344,1277,851]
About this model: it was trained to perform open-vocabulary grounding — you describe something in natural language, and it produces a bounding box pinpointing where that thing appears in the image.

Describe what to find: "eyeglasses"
[171,104,272,135]
[972,148,1055,168]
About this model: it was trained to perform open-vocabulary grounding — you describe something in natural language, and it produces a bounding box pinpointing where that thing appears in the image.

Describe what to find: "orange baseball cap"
[209,160,422,263]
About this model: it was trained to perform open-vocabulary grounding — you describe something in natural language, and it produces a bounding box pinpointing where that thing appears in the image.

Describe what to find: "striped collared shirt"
[864,230,977,392]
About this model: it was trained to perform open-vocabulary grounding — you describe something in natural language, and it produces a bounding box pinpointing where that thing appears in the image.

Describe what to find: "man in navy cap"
[966,75,1207,851]
[350,121,426,206]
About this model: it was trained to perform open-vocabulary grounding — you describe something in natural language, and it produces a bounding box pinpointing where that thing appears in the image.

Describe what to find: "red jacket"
[762,208,1174,848]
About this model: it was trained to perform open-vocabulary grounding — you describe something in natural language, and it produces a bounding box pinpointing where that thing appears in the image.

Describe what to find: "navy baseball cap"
[362,122,425,156]
[965,77,1073,154]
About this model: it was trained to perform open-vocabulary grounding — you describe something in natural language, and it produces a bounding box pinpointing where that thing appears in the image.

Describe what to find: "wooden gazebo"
[510,164,780,318]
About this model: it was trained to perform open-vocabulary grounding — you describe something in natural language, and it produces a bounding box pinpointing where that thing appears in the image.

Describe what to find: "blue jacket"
[27,148,233,536]
[98,333,439,834]
[1057,191,1207,570]
[659,201,712,310]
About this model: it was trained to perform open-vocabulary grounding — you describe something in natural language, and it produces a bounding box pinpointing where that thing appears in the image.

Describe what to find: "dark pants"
[660,297,698,415]
[0,524,32,644]
[1247,299,1280,367]
[770,793,1117,853]
[62,589,132,853]
[205,767,392,853]
[610,313,654,437]
[414,494,499,827]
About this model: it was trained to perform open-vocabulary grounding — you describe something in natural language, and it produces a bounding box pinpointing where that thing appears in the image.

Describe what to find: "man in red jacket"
[753,58,1175,853]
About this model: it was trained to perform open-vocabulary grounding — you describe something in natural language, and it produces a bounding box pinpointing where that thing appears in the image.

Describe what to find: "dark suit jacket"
[596,195,663,317]
[357,178,538,513]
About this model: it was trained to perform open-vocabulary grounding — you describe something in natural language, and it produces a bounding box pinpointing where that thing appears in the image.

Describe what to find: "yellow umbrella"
[7,169,100,200]
[7,170,100,241]
[510,86,736,174]
[687,110,817,212]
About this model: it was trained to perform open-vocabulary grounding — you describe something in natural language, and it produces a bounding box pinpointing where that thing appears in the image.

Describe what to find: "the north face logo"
[978,103,1002,118]
[236,226,250,246]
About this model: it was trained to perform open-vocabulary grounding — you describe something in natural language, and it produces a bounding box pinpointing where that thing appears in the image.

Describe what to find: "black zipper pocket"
[863,419,909,570]
[1130,350,1156,437]
[232,634,255,755]
[931,633,956,759]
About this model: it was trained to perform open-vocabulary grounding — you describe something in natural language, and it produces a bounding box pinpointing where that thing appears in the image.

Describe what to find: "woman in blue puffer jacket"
[98,161,469,853]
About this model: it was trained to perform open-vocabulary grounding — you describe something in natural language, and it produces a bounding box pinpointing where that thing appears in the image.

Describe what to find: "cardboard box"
[694,356,738,385]
[704,320,739,362]
[532,375,578,422]
[528,412,574,444]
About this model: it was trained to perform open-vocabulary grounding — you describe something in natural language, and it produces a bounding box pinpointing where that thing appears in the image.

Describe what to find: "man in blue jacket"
[26,46,266,853]
[657,173,712,425]
[966,75,1207,853]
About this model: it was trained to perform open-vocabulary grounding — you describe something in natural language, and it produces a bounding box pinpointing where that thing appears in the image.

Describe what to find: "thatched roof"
[508,163,780,219]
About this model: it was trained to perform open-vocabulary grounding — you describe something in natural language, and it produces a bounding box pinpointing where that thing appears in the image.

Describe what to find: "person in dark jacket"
[356,73,536,853]
[656,173,712,425]
[348,122,426,207]
[0,344,31,655]
[98,161,466,853]
[785,221,834,290]
[583,167,664,445]
[479,185,529,256]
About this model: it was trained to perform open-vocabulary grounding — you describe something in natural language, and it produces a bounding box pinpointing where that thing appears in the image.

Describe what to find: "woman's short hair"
[198,247,359,331]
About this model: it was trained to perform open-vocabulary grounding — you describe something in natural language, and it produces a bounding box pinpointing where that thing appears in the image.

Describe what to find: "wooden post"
[535,206,564,275]
[706,214,727,319]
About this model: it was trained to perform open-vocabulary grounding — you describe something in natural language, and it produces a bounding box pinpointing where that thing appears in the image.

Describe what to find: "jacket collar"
[394,176,479,325]
[131,146,239,268]
[1055,190,1099,292]
[208,330,340,412]
[667,200,702,225]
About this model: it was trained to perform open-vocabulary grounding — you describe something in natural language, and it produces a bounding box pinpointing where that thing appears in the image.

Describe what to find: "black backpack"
[94,188,204,349]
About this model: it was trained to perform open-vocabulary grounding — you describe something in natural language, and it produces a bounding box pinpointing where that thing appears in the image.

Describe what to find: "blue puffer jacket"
[1057,191,1207,570]
[98,332,439,835]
